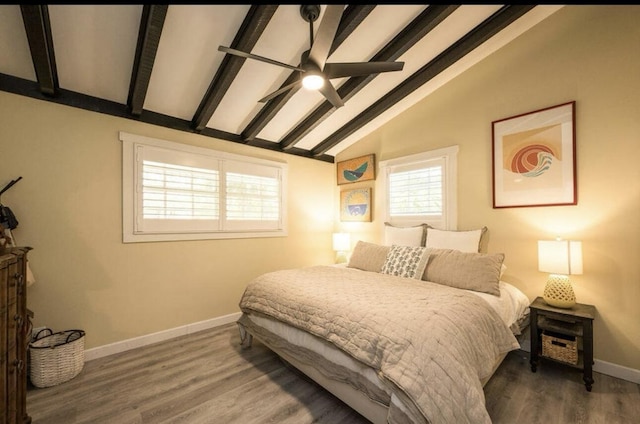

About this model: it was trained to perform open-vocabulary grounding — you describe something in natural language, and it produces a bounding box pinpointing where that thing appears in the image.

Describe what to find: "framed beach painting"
[337,154,375,185]
[492,101,577,208]
[340,188,371,222]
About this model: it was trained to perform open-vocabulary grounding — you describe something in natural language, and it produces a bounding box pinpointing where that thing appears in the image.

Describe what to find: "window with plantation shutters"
[380,146,458,230]
[223,161,281,231]
[120,132,287,242]
[388,163,443,217]
[141,161,219,222]
[136,145,220,235]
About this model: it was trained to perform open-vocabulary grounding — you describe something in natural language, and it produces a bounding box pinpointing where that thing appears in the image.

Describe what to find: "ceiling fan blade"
[259,80,302,103]
[308,5,344,69]
[323,61,405,79]
[318,81,344,109]
[218,46,305,72]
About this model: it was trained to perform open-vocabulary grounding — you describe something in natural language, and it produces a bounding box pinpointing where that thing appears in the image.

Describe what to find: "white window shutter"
[223,160,282,231]
[120,131,288,242]
[380,146,458,230]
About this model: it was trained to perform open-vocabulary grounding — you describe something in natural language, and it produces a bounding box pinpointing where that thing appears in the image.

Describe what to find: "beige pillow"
[384,222,429,247]
[421,248,504,296]
[425,227,487,253]
[347,241,390,273]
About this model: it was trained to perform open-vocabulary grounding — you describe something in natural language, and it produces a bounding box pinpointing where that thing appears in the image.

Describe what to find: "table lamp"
[538,239,583,308]
[332,232,351,264]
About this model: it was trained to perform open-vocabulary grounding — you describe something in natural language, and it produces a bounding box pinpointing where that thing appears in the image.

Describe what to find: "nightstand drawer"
[538,316,584,337]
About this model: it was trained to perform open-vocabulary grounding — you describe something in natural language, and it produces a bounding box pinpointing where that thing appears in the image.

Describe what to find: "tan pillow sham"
[421,248,504,296]
[347,240,391,273]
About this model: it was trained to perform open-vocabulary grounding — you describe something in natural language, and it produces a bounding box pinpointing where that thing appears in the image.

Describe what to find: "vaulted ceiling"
[0,5,563,162]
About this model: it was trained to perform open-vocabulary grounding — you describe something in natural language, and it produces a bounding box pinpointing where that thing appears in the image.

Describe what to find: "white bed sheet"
[467,281,531,332]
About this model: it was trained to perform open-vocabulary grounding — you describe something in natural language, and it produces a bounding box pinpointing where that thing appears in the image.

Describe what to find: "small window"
[120,132,287,242]
[379,146,458,230]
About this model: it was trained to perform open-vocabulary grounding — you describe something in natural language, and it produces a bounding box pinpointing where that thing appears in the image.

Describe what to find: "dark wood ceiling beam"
[241,5,376,143]
[0,72,334,163]
[20,5,58,96]
[280,4,459,151]
[128,5,168,116]
[311,5,536,157]
[192,5,278,132]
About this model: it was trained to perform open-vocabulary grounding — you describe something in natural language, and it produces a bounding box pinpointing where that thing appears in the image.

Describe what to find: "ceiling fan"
[218,5,405,109]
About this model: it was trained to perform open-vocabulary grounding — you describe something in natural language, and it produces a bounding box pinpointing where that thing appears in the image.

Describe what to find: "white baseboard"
[84,312,640,386]
[84,312,242,362]
[594,359,640,385]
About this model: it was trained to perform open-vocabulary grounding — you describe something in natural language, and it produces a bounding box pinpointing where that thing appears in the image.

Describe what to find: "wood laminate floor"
[27,323,640,424]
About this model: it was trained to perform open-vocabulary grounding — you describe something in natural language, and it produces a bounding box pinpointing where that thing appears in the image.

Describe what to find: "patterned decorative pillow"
[381,245,430,279]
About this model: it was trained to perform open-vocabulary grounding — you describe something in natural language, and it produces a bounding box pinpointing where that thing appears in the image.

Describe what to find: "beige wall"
[336,6,640,371]
[0,94,336,349]
[1,5,638,373]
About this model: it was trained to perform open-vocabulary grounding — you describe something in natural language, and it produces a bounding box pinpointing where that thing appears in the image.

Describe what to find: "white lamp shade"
[332,233,350,252]
[538,239,583,275]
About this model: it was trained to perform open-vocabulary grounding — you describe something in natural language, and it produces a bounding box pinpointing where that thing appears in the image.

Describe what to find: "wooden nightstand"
[529,296,596,391]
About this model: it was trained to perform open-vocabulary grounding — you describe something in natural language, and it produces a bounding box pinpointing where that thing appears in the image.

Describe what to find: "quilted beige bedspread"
[239,265,520,424]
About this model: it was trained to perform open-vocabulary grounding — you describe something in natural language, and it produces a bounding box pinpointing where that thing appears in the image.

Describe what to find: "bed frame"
[238,320,507,424]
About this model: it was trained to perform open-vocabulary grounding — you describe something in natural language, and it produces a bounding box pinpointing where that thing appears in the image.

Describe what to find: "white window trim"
[119,131,288,243]
[379,145,458,230]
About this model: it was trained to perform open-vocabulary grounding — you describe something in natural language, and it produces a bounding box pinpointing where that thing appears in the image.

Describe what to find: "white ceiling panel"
[49,5,142,104]
[0,5,563,161]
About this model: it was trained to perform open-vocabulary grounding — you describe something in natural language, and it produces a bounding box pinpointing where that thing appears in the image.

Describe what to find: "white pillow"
[425,227,486,253]
[384,222,427,247]
[500,263,507,278]
[381,245,430,279]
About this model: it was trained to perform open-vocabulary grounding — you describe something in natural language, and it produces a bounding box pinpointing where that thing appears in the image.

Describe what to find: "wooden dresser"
[1,247,32,424]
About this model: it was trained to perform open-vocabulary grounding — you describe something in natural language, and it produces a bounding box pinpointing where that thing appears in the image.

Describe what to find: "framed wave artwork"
[492,101,577,208]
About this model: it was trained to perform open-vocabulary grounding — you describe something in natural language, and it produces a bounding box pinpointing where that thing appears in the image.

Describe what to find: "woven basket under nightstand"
[541,331,578,365]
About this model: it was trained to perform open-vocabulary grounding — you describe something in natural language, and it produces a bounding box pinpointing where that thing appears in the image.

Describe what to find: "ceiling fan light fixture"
[219,4,402,108]
[302,73,324,90]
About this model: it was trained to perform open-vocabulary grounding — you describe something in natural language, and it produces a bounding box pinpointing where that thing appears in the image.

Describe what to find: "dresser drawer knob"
[13,359,24,371]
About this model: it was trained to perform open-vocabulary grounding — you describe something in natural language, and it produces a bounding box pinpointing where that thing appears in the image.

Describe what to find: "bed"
[237,239,530,424]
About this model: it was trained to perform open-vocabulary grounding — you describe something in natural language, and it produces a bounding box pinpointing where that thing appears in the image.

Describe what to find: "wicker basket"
[541,331,578,365]
[29,329,85,388]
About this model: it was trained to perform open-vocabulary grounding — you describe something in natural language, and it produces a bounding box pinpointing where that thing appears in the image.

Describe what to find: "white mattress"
[246,313,389,396]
